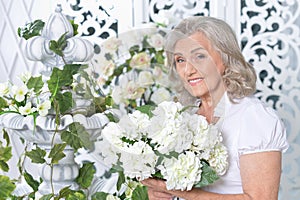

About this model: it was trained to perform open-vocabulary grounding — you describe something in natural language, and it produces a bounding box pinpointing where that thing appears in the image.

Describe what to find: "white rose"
[129,52,151,70]
[102,37,122,52]
[151,87,171,104]
[137,71,154,87]
[147,33,164,50]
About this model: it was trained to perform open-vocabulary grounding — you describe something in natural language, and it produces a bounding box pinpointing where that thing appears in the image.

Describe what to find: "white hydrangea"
[208,143,229,176]
[120,141,157,180]
[147,101,193,154]
[98,100,229,192]
[158,151,202,191]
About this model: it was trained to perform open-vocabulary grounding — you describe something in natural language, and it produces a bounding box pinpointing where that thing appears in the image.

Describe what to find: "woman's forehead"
[173,32,212,54]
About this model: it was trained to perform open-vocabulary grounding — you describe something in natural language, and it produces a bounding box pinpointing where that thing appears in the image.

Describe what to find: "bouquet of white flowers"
[93,100,228,199]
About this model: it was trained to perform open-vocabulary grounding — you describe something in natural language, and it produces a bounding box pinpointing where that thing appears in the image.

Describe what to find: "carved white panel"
[240,0,300,198]
[147,0,210,28]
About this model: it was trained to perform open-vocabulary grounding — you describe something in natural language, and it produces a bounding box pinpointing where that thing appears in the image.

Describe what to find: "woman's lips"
[188,78,203,86]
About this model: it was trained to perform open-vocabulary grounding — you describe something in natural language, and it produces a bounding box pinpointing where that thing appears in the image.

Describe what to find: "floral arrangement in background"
[90,24,176,113]
[93,101,228,199]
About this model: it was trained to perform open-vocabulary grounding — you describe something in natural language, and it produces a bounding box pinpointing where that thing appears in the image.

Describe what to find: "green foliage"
[132,185,149,200]
[0,175,16,199]
[61,122,93,152]
[136,104,155,118]
[76,162,96,189]
[24,170,40,192]
[27,75,44,94]
[49,32,68,57]
[0,97,8,112]
[194,161,219,188]
[25,146,46,164]
[91,192,109,200]
[0,141,12,172]
[47,64,82,115]
[48,143,67,164]
[54,186,86,200]
[17,19,45,40]
[69,20,79,36]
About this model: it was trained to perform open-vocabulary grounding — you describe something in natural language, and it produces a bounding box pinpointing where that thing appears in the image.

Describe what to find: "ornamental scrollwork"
[241,0,300,198]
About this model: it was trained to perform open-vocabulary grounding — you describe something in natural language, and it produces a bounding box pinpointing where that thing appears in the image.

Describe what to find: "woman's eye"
[196,54,206,60]
[175,57,185,63]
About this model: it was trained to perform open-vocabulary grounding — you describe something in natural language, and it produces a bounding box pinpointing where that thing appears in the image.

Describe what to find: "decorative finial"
[55,4,62,12]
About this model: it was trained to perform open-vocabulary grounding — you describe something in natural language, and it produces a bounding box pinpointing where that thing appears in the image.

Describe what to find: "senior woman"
[141,16,289,200]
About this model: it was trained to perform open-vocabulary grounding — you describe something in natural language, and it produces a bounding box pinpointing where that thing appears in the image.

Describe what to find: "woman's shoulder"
[230,95,279,120]
[231,95,289,155]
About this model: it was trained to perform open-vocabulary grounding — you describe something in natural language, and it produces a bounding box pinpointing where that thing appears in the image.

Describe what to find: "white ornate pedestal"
[0,4,110,197]
[0,113,108,195]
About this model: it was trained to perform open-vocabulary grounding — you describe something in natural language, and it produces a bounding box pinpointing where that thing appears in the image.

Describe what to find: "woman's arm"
[142,151,282,200]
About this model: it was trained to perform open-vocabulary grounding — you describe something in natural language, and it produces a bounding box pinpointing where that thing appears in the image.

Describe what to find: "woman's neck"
[197,90,226,124]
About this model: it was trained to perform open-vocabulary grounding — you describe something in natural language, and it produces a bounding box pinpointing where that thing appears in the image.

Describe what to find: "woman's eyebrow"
[190,47,205,54]
[173,47,205,56]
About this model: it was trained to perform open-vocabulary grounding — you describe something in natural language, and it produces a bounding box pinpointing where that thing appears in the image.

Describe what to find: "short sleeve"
[237,103,289,156]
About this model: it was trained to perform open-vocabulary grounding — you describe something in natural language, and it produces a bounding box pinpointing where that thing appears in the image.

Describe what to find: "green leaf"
[132,185,149,200]
[91,192,109,200]
[57,186,86,200]
[76,162,96,189]
[2,129,10,147]
[48,65,81,94]
[55,92,73,114]
[17,19,45,40]
[0,175,15,198]
[93,96,108,113]
[48,143,67,164]
[57,186,72,198]
[0,160,9,172]
[194,161,219,188]
[0,97,8,112]
[136,105,155,117]
[61,122,92,152]
[24,170,40,192]
[61,129,81,152]
[69,20,79,36]
[25,146,46,164]
[0,145,12,163]
[27,76,44,94]
[49,32,68,57]
[40,194,54,200]
[117,171,125,191]
[65,191,86,200]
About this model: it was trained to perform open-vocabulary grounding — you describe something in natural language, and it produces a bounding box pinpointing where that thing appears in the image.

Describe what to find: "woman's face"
[173,32,226,99]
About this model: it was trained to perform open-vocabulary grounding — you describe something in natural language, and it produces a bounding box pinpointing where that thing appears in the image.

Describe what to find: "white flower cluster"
[0,73,51,116]
[98,101,229,191]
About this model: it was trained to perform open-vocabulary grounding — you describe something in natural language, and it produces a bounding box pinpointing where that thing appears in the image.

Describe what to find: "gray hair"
[165,16,257,104]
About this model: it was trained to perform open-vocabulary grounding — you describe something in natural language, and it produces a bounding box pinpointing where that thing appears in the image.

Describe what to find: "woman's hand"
[141,178,174,200]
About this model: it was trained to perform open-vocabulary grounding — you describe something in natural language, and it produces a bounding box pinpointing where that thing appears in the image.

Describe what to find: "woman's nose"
[184,61,197,75]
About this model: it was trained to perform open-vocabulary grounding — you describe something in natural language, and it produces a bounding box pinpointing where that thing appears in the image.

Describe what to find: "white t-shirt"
[200,93,289,194]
